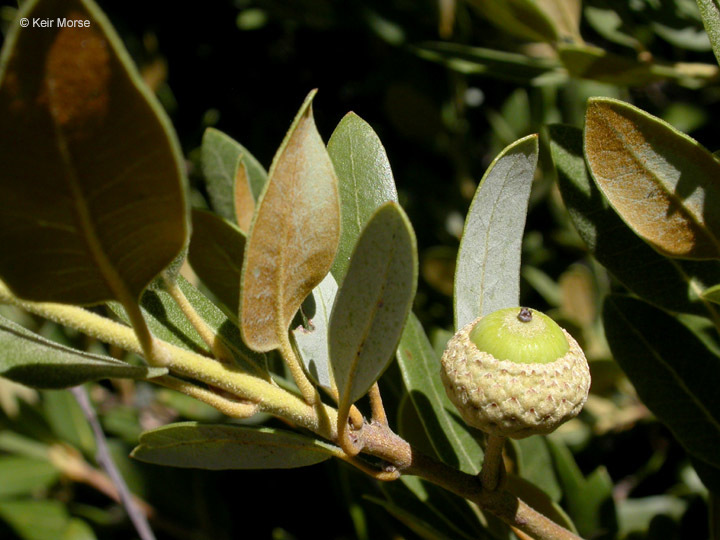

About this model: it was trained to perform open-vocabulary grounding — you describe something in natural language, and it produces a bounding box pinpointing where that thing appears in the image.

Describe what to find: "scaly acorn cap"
[440,307,591,439]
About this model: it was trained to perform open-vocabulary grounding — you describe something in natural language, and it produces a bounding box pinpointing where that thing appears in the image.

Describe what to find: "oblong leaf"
[131,422,336,469]
[546,437,617,538]
[187,208,245,315]
[584,97,720,260]
[240,91,340,352]
[454,134,538,330]
[330,201,417,409]
[0,315,166,388]
[327,112,399,283]
[603,295,720,468]
[292,273,338,391]
[548,123,720,315]
[0,0,188,304]
[0,456,60,499]
[698,0,720,67]
[413,42,567,86]
[201,127,267,228]
[396,313,483,474]
[466,0,559,43]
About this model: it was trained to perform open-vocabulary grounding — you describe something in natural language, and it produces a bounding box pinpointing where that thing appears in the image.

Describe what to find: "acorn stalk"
[440,307,591,439]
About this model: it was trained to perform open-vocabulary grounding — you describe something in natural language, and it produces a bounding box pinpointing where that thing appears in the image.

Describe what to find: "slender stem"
[120,297,172,368]
[1,288,581,540]
[162,276,235,364]
[337,406,361,457]
[71,386,156,540]
[153,375,258,418]
[368,382,388,426]
[480,435,507,491]
[325,385,364,429]
[278,332,317,405]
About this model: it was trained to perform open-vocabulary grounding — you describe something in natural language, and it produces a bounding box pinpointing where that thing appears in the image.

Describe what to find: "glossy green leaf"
[504,474,577,533]
[110,277,266,374]
[187,208,245,315]
[549,124,720,315]
[200,127,267,228]
[292,273,338,391]
[0,315,166,388]
[0,456,60,499]
[585,97,720,260]
[330,201,417,411]
[454,134,538,330]
[617,496,687,537]
[412,42,566,85]
[327,112,399,283]
[366,495,451,540]
[466,0,559,42]
[0,0,188,305]
[43,390,95,456]
[379,476,491,540]
[698,0,720,65]
[513,435,562,502]
[547,437,617,538]
[240,90,340,352]
[131,422,336,469]
[603,295,720,468]
[396,313,484,475]
[0,499,72,540]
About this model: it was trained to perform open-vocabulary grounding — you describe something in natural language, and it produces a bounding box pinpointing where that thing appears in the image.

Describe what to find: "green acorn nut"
[440,307,591,439]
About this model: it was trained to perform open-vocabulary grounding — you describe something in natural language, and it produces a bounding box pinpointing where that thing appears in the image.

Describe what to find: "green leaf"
[558,44,668,86]
[504,474,577,533]
[0,499,71,540]
[697,0,720,66]
[379,476,491,540]
[200,127,267,229]
[0,315,166,388]
[454,134,538,330]
[0,456,60,499]
[365,495,451,540]
[603,295,720,469]
[240,90,340,352]
[43,390,95,456]
[110,277,266,374]
[330,202,417,411]
[547,437,617,538]
[327,112,399,283]
[292,273,338,391]
[585,97,720,260]
[412,42,566,86]
[548,123,720,315]
[0,0,188,305]
[465,0,559,42]
[187,208,245,315]
[131,422,336,469]
[512,435,562,502]
[61,519,97,540]
[702,283,720,305]
[396,313,484,475]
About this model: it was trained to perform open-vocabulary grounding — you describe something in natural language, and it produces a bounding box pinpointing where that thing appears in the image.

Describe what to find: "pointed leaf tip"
[240,92,340,352]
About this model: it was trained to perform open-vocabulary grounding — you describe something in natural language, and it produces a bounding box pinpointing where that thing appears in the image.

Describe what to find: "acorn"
[440,307,590,439]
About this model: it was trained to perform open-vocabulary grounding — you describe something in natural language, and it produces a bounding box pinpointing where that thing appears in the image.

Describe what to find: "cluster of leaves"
[1,0,720,539]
